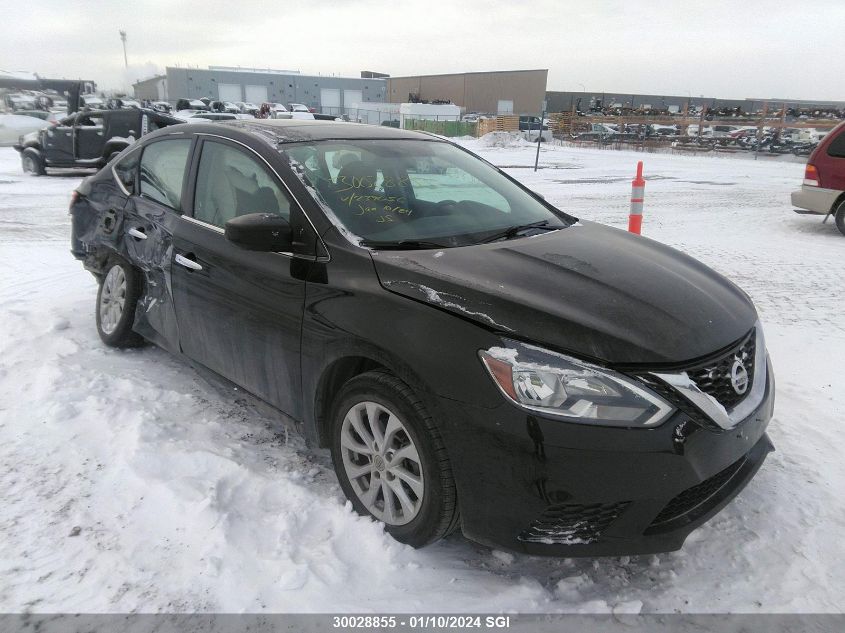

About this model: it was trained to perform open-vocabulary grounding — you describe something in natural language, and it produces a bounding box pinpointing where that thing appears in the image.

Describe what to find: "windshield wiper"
[477,220,556,244]
[360,239,450,250]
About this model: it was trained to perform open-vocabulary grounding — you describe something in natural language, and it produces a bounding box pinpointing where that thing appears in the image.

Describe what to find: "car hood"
[371,221,757,366]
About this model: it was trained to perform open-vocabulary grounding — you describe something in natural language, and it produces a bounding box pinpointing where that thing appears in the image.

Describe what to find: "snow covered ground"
[0,139,843,614]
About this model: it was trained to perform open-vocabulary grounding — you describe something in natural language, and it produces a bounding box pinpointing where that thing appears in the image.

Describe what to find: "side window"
[76,113,104,128]
[193,141,292,228]
[827,131,845,159]
[139,139,191,210]
[113,149,140,194]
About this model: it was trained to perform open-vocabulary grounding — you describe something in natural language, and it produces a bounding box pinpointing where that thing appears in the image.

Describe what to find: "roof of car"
[216,118,439,143]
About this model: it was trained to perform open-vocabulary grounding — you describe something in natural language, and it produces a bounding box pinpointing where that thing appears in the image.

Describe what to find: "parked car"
[518,116,548,132]
[0,113,53,146]
[9,110,61,123]
[3,93,38,111]
[287,102,310,113]
[14,108,182,175]
[69,119,774,557]
[176,99,210,112]
[270,110,316,121]
[211,101,240,114]
[791,120,845,235]
[107,98,141,110]
[50,99,69,114]
[150,101,172,114]
[175,111,238,123]
[79,95,105,110]
[235,102,259,115]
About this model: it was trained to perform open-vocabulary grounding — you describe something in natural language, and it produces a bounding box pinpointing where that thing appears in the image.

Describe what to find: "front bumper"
[791,185,840,215]
[434,358,775,557]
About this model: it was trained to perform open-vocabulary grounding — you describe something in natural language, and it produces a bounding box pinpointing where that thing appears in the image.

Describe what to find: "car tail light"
[70,190,80,207]
[804,164,819,186]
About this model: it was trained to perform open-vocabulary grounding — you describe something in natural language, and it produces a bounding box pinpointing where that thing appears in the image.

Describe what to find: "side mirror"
[224,213,292,252]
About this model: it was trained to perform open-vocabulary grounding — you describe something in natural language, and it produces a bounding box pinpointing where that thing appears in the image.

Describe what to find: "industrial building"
[385,70,548,115]
[133,66,387,112]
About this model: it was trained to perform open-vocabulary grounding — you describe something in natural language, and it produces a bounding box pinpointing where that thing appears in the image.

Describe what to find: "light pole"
[119,30,128,68]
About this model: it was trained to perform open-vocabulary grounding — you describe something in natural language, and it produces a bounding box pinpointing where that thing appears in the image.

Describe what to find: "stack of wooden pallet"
[476,115,520,137]
[548,112,574,135]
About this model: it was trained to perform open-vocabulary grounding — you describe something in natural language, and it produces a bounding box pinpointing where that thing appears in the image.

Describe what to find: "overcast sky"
[2,0,842,101]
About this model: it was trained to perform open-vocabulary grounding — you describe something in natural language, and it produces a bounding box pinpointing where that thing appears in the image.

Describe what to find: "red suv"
[791,121,845,235]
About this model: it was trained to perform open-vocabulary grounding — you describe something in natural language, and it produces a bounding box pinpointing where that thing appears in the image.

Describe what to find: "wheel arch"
[830,191,845,215]
[22,142,43,154]
[311,345,442,449]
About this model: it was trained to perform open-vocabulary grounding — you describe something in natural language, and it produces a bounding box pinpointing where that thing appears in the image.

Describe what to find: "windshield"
[283,139,571,247]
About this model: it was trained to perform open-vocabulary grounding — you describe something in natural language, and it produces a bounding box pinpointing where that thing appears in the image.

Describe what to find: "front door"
[170,137,307,418]
[42,117,74,164]
[75,111,106,161]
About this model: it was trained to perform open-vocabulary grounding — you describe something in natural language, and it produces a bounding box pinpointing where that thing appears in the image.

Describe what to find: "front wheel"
[21,148,45,176]
[95,256,145,347]
[330,370,460,547]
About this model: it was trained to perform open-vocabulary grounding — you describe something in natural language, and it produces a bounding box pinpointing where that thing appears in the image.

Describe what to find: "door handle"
[128,227,147,240]
[175,253,203,271]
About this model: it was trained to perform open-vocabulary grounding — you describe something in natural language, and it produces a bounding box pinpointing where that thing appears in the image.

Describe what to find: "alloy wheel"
[340,401,425,526]
[99,265,127,335]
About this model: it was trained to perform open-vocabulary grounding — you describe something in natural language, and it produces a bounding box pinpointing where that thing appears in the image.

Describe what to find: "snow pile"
[1,143,844,613]
[478,131,533,148]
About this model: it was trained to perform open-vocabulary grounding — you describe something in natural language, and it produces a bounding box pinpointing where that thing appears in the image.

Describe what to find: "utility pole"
[119,30,128,68]
[534,101,546,172]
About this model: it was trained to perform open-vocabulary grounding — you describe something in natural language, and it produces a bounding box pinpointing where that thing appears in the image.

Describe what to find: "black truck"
[14,108,181,175]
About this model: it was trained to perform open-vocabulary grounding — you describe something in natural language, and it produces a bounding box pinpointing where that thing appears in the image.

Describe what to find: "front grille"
[518,502,629,545]
[686,330,756,410]
[647,456,746,530]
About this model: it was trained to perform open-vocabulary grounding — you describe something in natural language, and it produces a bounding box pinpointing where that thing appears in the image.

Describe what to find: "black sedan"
[70,120,774,556]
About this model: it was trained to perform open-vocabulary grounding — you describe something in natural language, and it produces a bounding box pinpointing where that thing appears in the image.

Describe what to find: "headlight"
[479,341,674,428]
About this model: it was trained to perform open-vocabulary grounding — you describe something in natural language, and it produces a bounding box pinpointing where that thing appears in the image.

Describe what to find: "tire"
[95,255,145,347]
[835,201,845,237]
[21,148,45,176]
[330,369,460,547]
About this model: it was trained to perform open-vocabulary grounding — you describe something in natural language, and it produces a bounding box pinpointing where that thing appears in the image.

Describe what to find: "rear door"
[170,136,309,417]
[121,135,194,353]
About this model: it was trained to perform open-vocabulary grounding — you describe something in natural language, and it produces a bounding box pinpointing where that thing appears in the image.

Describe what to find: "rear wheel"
[21,148,45,176]
[330,370,459,547]
[95,256,145,347]
[834,200,845,237]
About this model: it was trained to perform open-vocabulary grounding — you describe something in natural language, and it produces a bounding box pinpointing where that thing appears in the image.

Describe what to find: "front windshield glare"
[282,139,571,247]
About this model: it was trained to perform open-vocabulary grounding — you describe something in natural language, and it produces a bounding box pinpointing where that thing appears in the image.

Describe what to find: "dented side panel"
[71,168,181,354]
[70,175,130,269]
[122,195,181,354]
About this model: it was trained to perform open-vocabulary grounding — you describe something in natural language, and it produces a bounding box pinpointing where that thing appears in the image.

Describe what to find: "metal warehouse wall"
[386,70,548,115]
[133,76,167,102]
[160,68,386,108]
